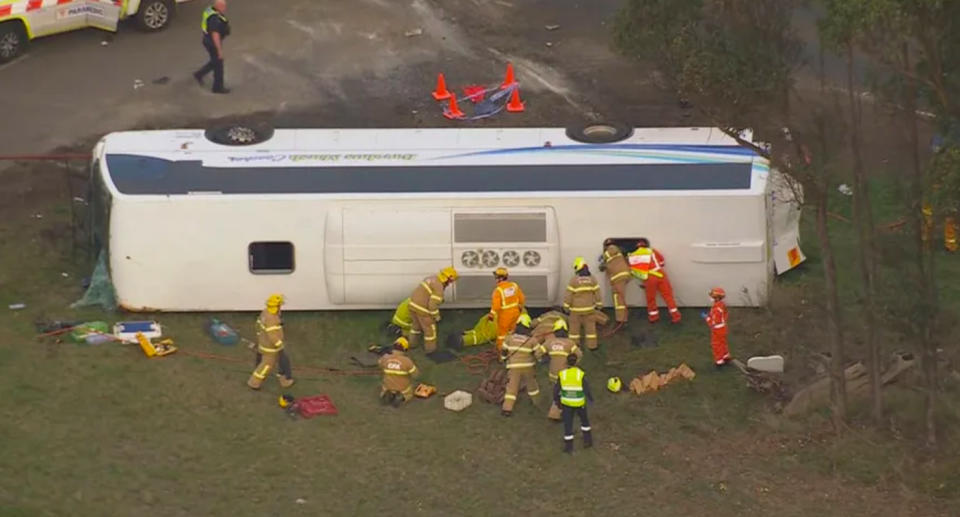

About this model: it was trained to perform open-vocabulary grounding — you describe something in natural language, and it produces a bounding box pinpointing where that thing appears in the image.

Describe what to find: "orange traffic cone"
[506,87,525,112]
[432,73,452,100]
[500,63,516,89]
[443,95,465,119]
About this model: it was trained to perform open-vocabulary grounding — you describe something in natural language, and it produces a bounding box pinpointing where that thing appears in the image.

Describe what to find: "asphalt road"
[0,0,669,157]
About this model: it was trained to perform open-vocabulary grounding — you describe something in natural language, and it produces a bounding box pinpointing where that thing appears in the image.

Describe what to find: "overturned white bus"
[87,123,804,312]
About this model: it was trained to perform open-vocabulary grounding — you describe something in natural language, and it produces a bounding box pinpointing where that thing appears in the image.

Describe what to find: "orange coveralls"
[628,247,681,323]
[705,300,731,365]
[489,280,525,351]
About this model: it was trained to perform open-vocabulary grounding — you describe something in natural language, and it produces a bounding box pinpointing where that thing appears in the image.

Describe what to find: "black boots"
[563,440,573,453]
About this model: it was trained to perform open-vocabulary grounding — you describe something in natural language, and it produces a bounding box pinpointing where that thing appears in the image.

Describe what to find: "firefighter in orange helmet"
[600,238,632,331]
[408,267,458,353]
[247,293,295,390]
[628,238,681,324]
[563,257,602,350]
[487,267,526,352]
[378,337,420,407]
[702,287,732,368]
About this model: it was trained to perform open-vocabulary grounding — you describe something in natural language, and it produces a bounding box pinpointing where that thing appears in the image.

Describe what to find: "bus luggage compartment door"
[449,208,559,306]
[324,207,453,305]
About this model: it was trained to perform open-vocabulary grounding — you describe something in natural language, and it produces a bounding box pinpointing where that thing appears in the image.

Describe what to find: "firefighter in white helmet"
[247,294,295,390]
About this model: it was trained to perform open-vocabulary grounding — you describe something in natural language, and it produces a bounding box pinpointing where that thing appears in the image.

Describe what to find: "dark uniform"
[194,6,231,93]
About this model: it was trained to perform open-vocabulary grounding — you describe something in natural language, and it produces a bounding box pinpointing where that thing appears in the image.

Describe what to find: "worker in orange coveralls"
[487,267,526,352]
[702,287,732,368]
[628,237,681,324]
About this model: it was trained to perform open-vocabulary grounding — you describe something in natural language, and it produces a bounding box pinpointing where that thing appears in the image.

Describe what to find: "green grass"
[0,167,958,516]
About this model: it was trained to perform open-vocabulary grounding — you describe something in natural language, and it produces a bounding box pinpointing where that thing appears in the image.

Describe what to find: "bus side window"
[249,242,295,274]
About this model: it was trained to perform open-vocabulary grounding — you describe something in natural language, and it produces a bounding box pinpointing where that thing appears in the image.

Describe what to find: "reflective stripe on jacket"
[562,274,601,313]
[489,280,524,316]
[256,309,284,353]
[706,301,728,332]
[558,367,586,407]
[410,276,444,317]
[201,7,228,34]
[603,244,631,283]
[627,247,666,280]
[502,333,545,369]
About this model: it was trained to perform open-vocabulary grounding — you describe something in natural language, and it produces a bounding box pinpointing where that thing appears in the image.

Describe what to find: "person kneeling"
[379,337,420,407]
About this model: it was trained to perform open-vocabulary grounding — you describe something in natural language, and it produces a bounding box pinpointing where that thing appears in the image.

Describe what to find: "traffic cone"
[432,73,452,101]
[443,96,465,119]
[506,87,525,113]
[500,63,516,89]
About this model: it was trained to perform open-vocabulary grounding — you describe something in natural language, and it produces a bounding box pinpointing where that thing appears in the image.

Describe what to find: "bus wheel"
[205,122,275,146]
[136,0,173,32]
[0,22,27,64]
[565,121,633,144]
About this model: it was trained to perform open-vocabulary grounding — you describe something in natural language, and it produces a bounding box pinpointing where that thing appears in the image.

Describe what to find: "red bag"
[295,395,338,418]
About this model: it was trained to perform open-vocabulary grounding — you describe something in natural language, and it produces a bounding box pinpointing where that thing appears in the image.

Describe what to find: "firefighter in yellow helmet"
[543,318,582,420]
[563,257,602,350]
[600,238,632,331]
[247,294,295,390]
[500,313,546,416]
[378,337,420,407]
[488,267,526,351]
[531,309,567,344]
[408,267,458,353]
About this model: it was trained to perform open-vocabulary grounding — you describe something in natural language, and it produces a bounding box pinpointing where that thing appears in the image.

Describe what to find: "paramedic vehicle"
[0,0,192,63]
[88,123,806,312]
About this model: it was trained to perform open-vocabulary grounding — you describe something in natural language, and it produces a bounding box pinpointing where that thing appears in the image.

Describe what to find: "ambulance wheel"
[565,121,633,144]
[136,0,173,32]
[205,122,275,146]
[0,22,27,64]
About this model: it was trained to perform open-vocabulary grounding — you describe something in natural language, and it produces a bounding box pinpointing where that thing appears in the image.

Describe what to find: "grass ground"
[1,161,958,517]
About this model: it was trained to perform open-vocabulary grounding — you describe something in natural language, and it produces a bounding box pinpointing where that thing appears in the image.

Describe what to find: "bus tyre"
[0,22,27,64]
[136,0,174,32]
[565,121,634,144]
[205,122,275,146]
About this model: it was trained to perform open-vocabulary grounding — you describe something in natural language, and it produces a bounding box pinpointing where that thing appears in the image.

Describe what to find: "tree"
[614,0,851,426]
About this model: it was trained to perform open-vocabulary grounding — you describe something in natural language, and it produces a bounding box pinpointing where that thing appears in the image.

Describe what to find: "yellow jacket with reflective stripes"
[409,276,445,317]
[502,333,545,369]
[563,274,601,313]
[378,350,419,394]
[256,309,284,353]
[543,336,581,379]
[603,244,631,283]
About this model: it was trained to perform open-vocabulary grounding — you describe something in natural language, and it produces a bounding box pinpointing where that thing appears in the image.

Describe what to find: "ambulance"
[0,0,193,63]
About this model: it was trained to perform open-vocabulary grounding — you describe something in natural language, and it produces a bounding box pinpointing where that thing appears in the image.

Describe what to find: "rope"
[460,348,501,375]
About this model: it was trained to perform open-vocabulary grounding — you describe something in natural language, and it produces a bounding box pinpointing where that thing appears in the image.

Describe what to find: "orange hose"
[179,349,379,376]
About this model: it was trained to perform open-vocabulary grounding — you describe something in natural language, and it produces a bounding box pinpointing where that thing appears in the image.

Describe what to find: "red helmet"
[709,287,726,299]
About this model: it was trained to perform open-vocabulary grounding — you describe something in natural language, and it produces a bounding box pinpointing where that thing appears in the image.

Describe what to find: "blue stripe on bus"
[435,143,758,160]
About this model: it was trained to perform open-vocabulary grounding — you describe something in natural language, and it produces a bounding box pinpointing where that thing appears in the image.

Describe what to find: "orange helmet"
[709,287,726,299]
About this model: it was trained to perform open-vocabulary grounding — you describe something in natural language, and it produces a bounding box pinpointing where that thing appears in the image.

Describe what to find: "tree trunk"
[844,42,883,423]
[902,44,938,447]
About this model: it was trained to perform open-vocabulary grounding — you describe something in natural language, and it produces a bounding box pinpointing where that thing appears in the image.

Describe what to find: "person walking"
[702,287,732,368]
[193,0,231,94]
[554,354,594,453]
[247,294,295,390]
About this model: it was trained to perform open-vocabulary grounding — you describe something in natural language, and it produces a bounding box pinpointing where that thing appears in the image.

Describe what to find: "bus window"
[249,242,295,274]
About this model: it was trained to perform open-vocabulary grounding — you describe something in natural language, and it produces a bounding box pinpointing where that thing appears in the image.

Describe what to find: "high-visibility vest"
[627,247,664,280]
[201,7,227,34]
[491,281,523,312]
[558,367,586,407]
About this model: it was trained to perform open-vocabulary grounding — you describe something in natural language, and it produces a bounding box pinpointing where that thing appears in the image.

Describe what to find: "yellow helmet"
[394,337,410,351]
[552,318,568,332]
[573,257,587,271]
[438,267,459,283]
[517,313,532,328]
[278,394,295,408]
[493,267,508,279]
[607,377,622,393]
[266,293,285,308]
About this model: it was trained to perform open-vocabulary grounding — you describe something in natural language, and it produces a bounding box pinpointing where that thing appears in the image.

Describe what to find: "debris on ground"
[8,303,25,310]
[114,320,162,344]
[463,85,486,103]
[782,352,915,416]
[404,28,423,37]
[747,355,784,373]
[545,24,560,31]
[152,76,170,85]
[838,184,853,196]
[133,79,144,90]
[444,390,473,412]
[629,364,696,395]
[477,368,508,404]
[136,332,177,358]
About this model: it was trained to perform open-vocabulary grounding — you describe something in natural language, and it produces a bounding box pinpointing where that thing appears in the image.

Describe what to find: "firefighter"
[247,294,295,390]
[563,257,602,351]
[378,337,420,406]
[388,298,412,336]
[531,309,567,344]
[408,267,458,353]
[543,319,582,420]
[487,267,526,351]
[554,353,594,453]
[500,313,546,417]
[702,287,732,368]
[600,239,632,330]
[628,238,681,324]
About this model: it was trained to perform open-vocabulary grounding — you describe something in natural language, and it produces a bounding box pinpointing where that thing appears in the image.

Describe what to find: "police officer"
[193,0,231,94]
[554,353,594,453]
